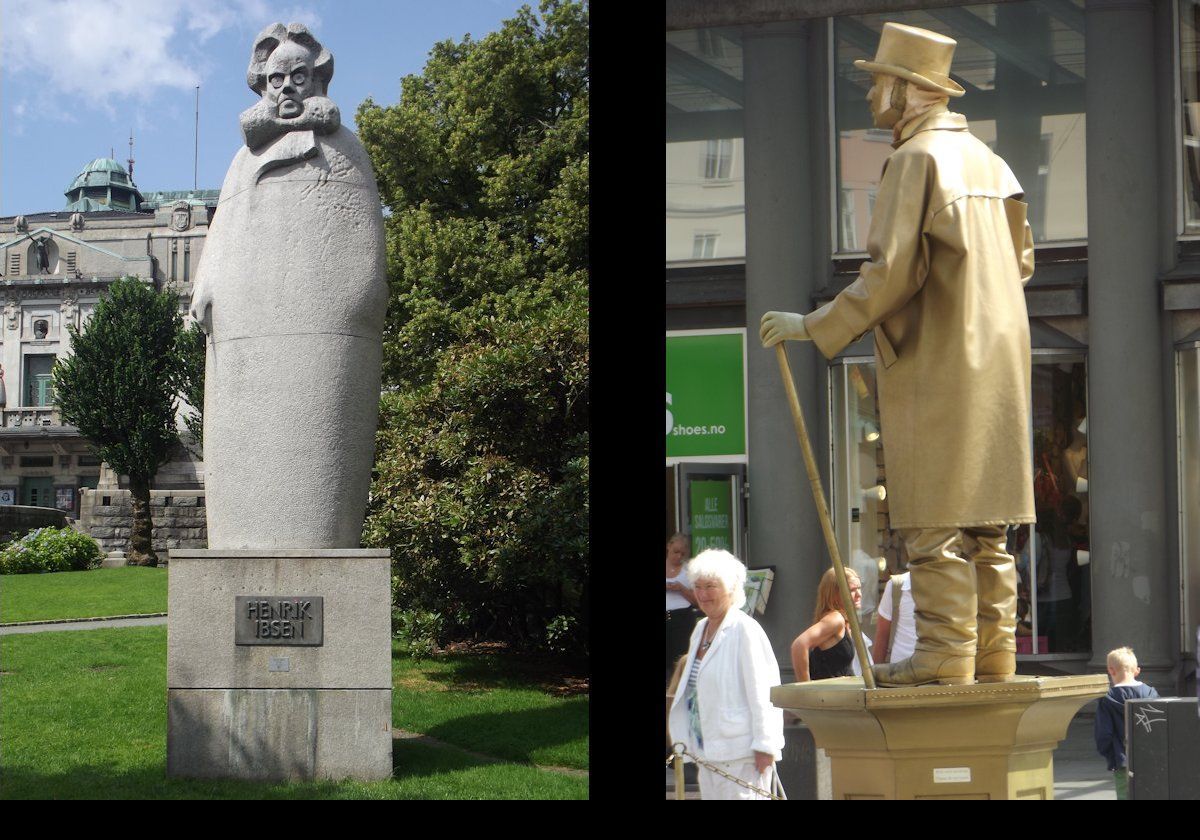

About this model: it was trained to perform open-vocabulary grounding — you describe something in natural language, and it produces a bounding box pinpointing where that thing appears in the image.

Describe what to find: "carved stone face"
[264,40,318,119]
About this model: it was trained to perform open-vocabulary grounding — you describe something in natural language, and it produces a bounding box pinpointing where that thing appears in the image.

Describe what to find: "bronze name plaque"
[234,596,324,646]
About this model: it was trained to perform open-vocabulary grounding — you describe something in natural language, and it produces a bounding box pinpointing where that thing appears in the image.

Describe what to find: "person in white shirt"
[875,571,916,663]
[665,533,698,683]
[668,549,785,799]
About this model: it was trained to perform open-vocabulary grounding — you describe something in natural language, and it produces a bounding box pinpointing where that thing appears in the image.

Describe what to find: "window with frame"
[1180,2,1200,233]
[840,189,859,252]
[23,355,56,407]
[667,27,746,262]
[828,353,1091,657]
[692,232,719,260]
[833,3,1086,254]
[1178,344,1200,654]
[703,139,733,180]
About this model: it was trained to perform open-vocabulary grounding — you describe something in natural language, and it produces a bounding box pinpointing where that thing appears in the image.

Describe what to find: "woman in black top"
[790,567,862,681]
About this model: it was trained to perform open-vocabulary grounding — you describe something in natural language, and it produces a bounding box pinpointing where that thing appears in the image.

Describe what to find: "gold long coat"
[806,107,1036,529]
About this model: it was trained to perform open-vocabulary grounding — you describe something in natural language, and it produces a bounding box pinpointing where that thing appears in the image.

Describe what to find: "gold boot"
[873,528,977,687]
[967,526,1018,683]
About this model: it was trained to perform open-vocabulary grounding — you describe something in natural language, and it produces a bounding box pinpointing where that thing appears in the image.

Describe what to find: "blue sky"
[0,0,533,215]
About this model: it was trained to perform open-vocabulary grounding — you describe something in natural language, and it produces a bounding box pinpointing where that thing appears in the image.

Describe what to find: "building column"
[1084,0,1173,683]
[743,20,827,671]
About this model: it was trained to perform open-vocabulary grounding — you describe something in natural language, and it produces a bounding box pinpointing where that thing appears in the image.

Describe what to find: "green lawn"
[0,626,588,799]
[392,647,589,770]
[0,567,168,624]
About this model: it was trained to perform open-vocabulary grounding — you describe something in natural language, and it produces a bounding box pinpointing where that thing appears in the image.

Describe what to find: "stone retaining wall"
[80,489,208,559]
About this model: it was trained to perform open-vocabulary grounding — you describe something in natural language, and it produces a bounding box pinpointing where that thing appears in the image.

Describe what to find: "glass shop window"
[1180,3,1200,234]
[667,27,746,262]
[828,353,1090,657]
[828,360,888,635]
[832,2,1087,254]
[840,189,859,252]
[1022,354,1090,656]
[1178,344,1200,655]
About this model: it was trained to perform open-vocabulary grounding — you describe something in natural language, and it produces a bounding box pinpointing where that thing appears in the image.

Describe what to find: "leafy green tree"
[53,277,186,566]
[177,322,206,454]
[357,0,588,653]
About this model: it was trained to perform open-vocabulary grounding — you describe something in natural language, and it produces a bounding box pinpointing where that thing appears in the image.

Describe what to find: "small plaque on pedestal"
[234,595,324,645]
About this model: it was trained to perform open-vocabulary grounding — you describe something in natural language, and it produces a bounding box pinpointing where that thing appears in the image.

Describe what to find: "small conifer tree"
[54,276,186,566]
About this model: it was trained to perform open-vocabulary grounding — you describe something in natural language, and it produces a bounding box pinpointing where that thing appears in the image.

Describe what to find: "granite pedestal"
[166,549,392,781]
[772,674,1109,799]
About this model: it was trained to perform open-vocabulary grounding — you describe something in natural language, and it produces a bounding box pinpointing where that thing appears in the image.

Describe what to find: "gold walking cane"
[774,343,876,690]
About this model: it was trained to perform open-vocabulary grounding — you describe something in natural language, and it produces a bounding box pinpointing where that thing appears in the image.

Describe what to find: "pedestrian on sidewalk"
[875,571,914,664]
[665,532,698,685]
[791,567,863,681]
[667,549,784,799]
[1094,646,1158,800]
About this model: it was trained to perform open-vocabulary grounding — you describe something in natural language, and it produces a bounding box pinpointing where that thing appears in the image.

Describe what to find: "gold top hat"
[854,22,965,98]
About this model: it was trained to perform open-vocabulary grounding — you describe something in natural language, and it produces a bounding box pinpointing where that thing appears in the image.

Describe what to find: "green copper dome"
[64,157,144,212]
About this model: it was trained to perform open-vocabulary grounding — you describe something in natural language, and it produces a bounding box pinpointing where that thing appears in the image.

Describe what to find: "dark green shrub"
[359,1,589,655]
[0,527,104,574]
[392,608,444,659]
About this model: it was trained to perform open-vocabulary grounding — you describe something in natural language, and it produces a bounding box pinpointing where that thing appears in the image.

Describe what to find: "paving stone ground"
[0,614,168,634]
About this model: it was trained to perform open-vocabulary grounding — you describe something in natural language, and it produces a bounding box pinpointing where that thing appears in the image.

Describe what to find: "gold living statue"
[761,22,1036,688]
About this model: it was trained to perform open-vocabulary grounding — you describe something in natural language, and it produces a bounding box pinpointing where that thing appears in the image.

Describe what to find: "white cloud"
[185,0,271,42]
[275,5,323,31]
[1,0,318,106]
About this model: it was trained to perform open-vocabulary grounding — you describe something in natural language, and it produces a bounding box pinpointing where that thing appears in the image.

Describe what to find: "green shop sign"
[689,479,733,553]
[666,330,746,459]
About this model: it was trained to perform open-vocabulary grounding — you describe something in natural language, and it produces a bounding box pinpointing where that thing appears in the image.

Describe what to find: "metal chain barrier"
[667,743,786,800]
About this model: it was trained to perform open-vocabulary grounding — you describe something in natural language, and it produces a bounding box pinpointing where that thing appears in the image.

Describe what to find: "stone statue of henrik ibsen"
[761,23,1036,688]
[190,23,387,549]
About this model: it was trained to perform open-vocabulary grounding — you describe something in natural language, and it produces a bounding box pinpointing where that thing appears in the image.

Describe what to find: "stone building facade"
[0,157,216,521]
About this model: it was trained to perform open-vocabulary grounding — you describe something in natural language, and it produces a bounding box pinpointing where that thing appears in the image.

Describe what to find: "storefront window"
[829,353,1090,657]
[1025,354,1089,655]
[667,28,746,262]
[1177,344,1200,652]
[1181,3,1200,233]
[829,360,888,630]
[833,3,1087,253]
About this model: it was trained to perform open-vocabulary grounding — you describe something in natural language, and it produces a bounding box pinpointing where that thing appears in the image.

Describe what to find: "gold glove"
[760,310,811,347]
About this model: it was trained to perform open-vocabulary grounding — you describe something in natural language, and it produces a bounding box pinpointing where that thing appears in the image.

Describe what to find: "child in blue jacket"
[1094,646,1158,800]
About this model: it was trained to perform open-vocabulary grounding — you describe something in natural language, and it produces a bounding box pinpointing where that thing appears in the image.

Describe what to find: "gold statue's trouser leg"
[873,528,977,687]
[964,525,1018,682]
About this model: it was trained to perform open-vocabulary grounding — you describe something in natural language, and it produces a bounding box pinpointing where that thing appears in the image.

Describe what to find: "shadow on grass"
[403,651,587,692]
[1,740,583,800]
[0,762,342,800]
[421,700,589,766]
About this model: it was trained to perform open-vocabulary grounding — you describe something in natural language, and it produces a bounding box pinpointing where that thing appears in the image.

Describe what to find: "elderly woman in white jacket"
[668,549,785,799]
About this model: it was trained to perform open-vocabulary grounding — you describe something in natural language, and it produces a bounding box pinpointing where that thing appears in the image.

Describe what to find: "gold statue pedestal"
[772,674,1108,800]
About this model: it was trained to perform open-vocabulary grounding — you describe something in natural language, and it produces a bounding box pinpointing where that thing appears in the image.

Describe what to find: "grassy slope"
[0,567,168,623]
[0,627,587,800]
